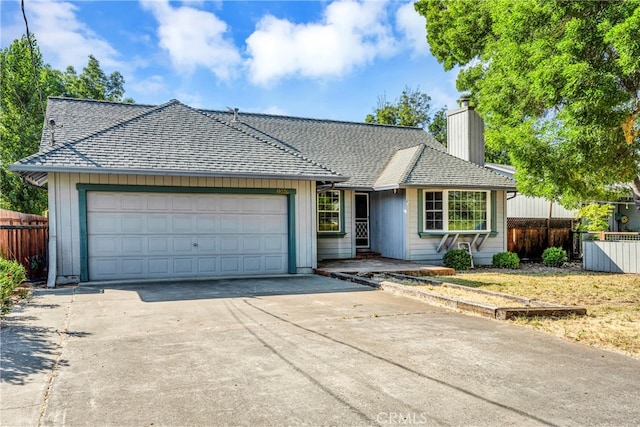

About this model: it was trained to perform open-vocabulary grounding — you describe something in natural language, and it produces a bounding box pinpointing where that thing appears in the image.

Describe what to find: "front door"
[355,193,369,248]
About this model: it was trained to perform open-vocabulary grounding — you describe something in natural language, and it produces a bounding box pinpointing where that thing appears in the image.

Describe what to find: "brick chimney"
[447,97,485,166]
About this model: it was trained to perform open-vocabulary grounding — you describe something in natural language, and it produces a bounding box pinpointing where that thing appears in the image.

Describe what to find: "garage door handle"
[193,243,198,247]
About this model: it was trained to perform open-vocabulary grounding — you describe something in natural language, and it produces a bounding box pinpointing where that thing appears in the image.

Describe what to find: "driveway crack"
[37,287,77,427]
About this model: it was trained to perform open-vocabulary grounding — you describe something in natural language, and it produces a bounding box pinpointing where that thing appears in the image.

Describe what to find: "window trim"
[317,189,346,238]
[417,189,498,237]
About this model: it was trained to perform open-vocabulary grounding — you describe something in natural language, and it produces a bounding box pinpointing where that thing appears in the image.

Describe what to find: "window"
[424,191,443,230]
[317,190,341,232]
[423,190,490,232]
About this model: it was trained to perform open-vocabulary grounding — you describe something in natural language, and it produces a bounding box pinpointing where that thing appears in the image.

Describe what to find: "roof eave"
[9,165,347,184]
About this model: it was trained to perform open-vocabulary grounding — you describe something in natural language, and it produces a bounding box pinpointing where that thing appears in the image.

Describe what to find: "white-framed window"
[423,190,490,232]
[317,190,341,232]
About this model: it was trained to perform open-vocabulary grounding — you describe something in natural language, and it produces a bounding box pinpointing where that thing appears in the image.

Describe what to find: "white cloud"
[395,1,429,56]
[245,0,397,86]
[18,1,123,71]
[140,0,241,81]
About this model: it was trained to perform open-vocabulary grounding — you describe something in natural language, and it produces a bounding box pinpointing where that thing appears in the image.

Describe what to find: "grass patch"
[435,271,640,359]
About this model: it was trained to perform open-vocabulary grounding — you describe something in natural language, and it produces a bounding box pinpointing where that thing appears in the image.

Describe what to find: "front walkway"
[316,257,454,276]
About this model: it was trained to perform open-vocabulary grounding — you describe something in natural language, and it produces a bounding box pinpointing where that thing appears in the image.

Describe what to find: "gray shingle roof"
[13,97,515,190]
[14,99,344,182]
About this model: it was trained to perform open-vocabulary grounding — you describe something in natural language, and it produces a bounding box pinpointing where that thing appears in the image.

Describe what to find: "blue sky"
[1,0,460,122]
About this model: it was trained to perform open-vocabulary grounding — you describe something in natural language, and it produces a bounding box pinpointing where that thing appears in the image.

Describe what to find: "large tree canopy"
[1,35,130,214]
[415,0,640,210]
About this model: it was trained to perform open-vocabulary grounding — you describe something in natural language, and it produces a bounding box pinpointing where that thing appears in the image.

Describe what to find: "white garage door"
[86,192,288,281]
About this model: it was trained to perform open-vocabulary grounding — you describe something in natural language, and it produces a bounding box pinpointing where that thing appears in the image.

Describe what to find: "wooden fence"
[507,218,576,260]
[0,210,49,279]
[582,233,640,273]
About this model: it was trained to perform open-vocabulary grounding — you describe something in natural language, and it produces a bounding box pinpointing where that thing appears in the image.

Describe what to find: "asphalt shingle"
[14,97,516,190]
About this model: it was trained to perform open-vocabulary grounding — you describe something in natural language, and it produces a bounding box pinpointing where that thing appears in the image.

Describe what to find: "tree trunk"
[630,175,640,213]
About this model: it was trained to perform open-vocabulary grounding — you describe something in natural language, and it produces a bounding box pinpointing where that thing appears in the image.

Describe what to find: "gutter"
[8,165,348,185]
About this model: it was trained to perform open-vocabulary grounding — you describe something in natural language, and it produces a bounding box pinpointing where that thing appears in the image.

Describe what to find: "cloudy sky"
[0,0,460,122]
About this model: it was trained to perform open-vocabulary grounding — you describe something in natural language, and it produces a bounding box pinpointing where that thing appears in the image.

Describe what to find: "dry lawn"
[436,267,640,359]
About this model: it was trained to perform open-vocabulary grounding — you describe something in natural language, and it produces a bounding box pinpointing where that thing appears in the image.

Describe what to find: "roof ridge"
[201,110,345,178]
[47,96,157,108]
[399,144,427,184]
[200,108,429,130]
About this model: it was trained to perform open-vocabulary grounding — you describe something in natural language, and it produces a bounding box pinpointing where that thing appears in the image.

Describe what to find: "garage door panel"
[121,194,143,210]
[148,237,169,253]
[265,256,286,272]
[263,216,287,233]
[220,236,240,252]
[243,256,262,272]
[195,196,219,212]
[91,237,118,255]
[87,192,288,281]
[196,216,216,233]
[90,193,118,211]
[90,258,120,278]
[122,237,144,254]
[264,236,286,251]
[172,196,194,211]
[147,195,170,210]
[172,215,193,233]
[220,257,240,273]
[149,258,169,274]
[220,197,240,212]
[122,215,143,233]
[173,237,194,253]
[220,215,240,232]
[122,258,144,275]
[197,257,217,274]
[148,216,169,233]
[195,236,217,251]
[89,213,119,234]
[174,258,194,274]
[243,236,261,252]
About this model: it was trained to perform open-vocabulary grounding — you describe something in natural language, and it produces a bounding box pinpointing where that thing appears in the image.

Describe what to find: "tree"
[415,0,640,211]
[427,106,447,145]
[1,35,131,214]
[366,86,433,128]
[62,55,130,102]
[0,36,61,214]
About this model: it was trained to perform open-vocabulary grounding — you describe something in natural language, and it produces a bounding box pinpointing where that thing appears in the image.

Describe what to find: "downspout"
[47,174,57,288]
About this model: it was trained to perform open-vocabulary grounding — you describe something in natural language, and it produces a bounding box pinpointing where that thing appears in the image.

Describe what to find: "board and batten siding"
[48,173,317,284]
[582,241,639,273]
[405,188,508,265]
[317,190,355,260]
[370,190,406,259]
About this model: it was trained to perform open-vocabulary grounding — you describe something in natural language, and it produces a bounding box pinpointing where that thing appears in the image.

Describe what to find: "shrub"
[1,258,27,314]
[492,251,520,269]
[443,249,472,271]
[542,247,568,267]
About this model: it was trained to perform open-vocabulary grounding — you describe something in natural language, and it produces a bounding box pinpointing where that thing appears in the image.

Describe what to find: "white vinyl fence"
[582,233,640,274]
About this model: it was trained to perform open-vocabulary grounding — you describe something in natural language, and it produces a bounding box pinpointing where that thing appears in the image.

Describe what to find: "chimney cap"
[459,96,471,108]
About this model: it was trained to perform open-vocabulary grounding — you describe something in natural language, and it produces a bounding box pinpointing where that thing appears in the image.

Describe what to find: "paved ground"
[2,275,640,426]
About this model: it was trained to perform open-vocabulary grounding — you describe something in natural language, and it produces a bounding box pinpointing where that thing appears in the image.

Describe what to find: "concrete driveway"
[2,275,640,426]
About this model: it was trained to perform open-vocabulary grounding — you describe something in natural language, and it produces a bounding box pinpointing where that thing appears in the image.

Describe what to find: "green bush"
[542,247,568,267]
[1,258,27,314]
[443,249,472,271]
[492,251,520,269]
